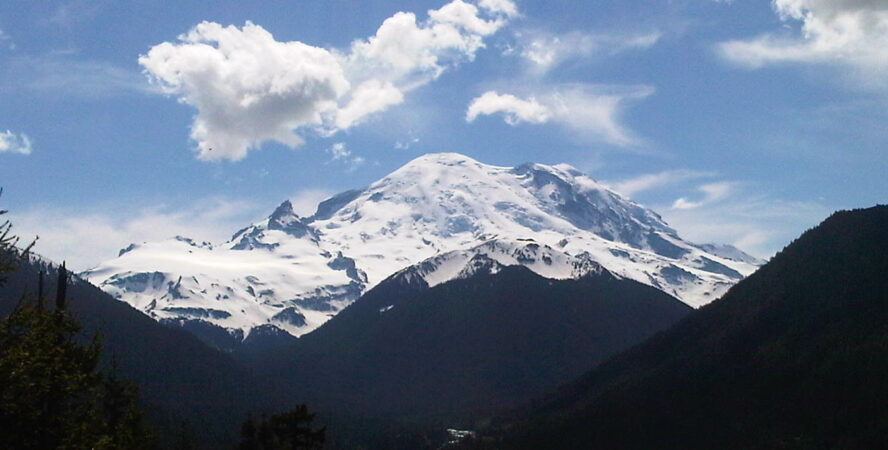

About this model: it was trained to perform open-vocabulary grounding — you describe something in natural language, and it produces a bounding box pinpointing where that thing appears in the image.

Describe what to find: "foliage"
[0,188,32,285]
[491,205,888,449]
[238,405,325,450]
[0,194,154,449]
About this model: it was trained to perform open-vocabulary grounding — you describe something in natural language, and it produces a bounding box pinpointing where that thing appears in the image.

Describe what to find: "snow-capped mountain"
[385,239,608,291]
[83,153,759,345]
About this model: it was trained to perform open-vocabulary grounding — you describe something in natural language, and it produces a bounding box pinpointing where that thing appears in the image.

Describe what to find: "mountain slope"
[254,257,692,421]
[0,256,287,448]
[84,153,758,346]
[491,205,888,449]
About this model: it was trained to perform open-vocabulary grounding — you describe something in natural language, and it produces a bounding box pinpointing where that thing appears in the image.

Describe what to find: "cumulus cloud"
[139,21,350,161]
[672,182,736,210]
[466,91,551,124]
[718,0,888,89]
[0,130,33,155]
[466,84,653,147]
[516,30,661,76]
[479,0,520,18]
[140,0,517,161]
[335,80,404,129]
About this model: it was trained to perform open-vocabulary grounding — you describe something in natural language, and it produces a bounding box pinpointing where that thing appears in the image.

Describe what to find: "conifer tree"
[238,405,325,450]
[0,191,154,449]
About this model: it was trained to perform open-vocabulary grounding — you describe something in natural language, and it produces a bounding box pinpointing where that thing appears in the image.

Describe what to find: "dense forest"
[472,205,888,449]
[0,200,327,449]
[5,193,888,449]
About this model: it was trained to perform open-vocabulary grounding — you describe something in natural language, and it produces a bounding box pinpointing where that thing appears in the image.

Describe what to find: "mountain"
[0,256,287,448]
[486,205,888,449]
[699,242,764,265]
[83,153,758,348]
[253,253,692,421]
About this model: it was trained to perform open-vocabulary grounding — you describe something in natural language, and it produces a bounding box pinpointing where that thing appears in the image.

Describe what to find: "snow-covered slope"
[386,239,608,290]
[698,243,764,265]
[83,153,759,344]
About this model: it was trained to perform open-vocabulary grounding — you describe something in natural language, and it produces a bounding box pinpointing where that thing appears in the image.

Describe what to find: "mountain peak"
[405,152,484,166]
[85,152,760,346]
[271,199,296,217]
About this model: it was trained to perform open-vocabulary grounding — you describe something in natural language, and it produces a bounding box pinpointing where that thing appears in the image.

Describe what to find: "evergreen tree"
[0,192,154,449]
[238,414,259,450]
[238,405,325,450]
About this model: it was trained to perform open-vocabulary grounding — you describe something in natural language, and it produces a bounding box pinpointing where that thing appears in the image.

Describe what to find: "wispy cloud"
[0,53,155,98]
[46,0,105,27]
[466,91,551,125]
[468,21,662,148]
[511,29,661,76]
[609,169,829,257]
[326,142,366,173]
[608,169,715,197]
[671,182,736,210]
[466,83,653,147]
[662,194,828,258]
[394,137,420,150]
[11,198,262,271]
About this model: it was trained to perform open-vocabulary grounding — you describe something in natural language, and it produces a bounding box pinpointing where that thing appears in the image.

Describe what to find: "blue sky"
[1,0,885,269]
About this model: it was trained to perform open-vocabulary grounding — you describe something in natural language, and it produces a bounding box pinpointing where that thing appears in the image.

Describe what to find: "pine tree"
[0,191,154,449]
[238,405,325,450]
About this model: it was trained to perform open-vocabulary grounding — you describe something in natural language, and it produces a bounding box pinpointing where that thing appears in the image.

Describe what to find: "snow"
[83,152,760,340]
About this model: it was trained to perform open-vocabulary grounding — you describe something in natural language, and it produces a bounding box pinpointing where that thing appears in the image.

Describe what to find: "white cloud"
[671,182,736,210]
[328,142,350,161]
[718,0,888,90]
[661,194,828,258]
[343,0,512,88]
[335,80,404,129]
[479,0,520,18]
[466,84,653,147]
[608,169,715,197]
[326,142,366,173]
[0,130,32,155]
[139,21,350,161]
[466,91,551,124]
[608,173,829,258]
[11,198,262,271]
[429,0,505,36]
[394,137,420,149]
[515,29,661,76]
[140,0,517,161]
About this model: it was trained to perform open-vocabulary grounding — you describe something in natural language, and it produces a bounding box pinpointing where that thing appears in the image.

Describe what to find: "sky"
[1,0,886,270]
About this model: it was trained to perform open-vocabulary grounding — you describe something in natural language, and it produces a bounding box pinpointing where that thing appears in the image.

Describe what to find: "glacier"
[83,153,760,344]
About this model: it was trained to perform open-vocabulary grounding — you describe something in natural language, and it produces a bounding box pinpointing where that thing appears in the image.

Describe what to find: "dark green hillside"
[492,205,888,449]
[258,265,691,423]
[0,257,287,448]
